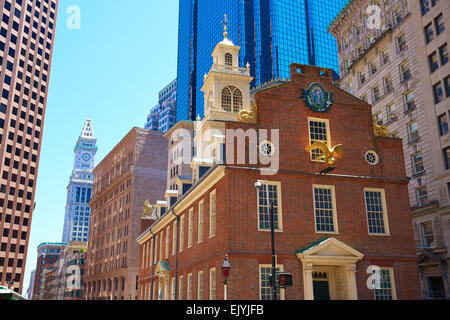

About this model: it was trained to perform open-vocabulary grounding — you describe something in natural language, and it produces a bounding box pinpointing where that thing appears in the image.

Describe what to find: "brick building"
[84,128,167,300]
[136,32,421,300]
[31,242,67,300]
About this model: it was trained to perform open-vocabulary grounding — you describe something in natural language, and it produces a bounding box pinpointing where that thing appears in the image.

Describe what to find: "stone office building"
[84,128,167,300]
[329,0,450,299]
[136,31,421,300]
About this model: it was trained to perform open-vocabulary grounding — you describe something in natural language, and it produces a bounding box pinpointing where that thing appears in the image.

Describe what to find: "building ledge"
[412,201,440,216]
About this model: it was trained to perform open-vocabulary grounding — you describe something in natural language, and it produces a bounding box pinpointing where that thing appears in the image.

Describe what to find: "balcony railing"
[211,64,250,76]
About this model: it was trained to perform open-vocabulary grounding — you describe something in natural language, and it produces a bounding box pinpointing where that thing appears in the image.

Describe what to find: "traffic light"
[277,272,293,288]
[269,272,293,289]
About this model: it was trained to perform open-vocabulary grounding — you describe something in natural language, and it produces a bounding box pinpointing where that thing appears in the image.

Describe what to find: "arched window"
[221,86,243,113]
[221,87,232,112]
[232,87,243,112]
[225,53,233,66]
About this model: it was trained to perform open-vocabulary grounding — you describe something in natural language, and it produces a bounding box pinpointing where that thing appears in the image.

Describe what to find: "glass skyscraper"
[176,0,348,122]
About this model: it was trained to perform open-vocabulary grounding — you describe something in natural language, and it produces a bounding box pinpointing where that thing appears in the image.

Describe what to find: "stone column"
[103,279,106,298]
[113,277,118,300]
[86,282,90,300]
[108,278,112,300]
[346,264,358,300]
[303,263,314,300]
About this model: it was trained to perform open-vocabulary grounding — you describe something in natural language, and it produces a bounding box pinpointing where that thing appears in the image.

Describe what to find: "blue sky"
[23,0,179,294]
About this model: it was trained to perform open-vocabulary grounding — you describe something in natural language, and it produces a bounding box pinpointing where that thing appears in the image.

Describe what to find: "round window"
[260,141,275,156]
[365,151,379,165]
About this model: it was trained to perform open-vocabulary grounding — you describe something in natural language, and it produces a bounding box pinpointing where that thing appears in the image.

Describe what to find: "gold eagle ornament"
[142,200,156,219]
[238,102,258,124]
[308,142,343,166]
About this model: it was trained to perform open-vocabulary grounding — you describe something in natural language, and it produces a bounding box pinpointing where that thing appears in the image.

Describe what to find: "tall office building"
[176,0,347,121]
[144,79,177,133]
[62,119,97,243]
[84,128,167,300]
[0,0,59,293]
[330,0,450,299]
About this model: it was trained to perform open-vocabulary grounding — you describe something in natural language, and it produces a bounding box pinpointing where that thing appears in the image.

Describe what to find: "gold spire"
[221,14,229,39]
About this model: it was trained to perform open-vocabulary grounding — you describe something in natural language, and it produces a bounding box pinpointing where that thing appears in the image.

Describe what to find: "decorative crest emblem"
[302,83,334,113]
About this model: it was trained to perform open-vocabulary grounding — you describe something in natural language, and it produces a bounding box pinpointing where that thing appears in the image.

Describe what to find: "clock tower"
[62,118,98,243]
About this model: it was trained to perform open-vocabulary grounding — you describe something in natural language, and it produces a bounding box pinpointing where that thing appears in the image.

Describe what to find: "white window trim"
[146,238,152,268]
[258,264,285,300]
[159,230,164,262]
[188,208,193,248]
[165,226,170,259]
[308,117,331,163]
[197,271,204,300]
[374,267,397,300]
[141,243,146,270]
[209,190,217,238]
[179,215,185,252]
[154,235,158,264]
[178,275,184,300]
[187,273,193,300]
[256,180,283,233]
[312,184,339,234]
[198,200,204,243]
[172,221,177,256]
[209,268,216,300]
[364,188,390,236]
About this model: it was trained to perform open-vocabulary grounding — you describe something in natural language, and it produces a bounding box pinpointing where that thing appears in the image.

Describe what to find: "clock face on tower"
[82,153,91,162]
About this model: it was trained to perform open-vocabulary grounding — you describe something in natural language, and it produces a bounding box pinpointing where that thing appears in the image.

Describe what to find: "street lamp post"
[222,254,231,300]
[269,200,277,301]
[255,181,278,301]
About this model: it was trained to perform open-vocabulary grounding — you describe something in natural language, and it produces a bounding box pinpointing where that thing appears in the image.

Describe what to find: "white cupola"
[191,17,255,183]
[200,18,253,122]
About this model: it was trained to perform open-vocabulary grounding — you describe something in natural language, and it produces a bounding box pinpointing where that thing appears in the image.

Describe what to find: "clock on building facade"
[62,119,98,243]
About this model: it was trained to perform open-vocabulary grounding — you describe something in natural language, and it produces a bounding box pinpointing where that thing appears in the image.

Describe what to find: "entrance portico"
[155,261,171,300]
[296,238,364,300]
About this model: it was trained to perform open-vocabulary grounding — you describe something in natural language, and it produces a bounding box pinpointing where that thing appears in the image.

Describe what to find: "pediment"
[296,238,364,264]
[311,243,358,257]
[155,261,171,274]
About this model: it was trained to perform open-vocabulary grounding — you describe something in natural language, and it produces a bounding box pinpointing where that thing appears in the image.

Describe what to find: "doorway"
[313,271,331,300]
[427,277,446,300]
[313,281,331,300]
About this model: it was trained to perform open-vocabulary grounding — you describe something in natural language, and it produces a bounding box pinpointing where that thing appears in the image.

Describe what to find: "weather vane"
[221,14,229,38]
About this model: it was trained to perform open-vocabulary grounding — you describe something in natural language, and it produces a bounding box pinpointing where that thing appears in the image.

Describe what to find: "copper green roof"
[158,261,171,272]
[296,238,330,254]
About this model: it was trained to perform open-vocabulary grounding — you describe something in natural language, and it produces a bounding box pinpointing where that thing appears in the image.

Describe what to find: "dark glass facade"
[176,0,348,121]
